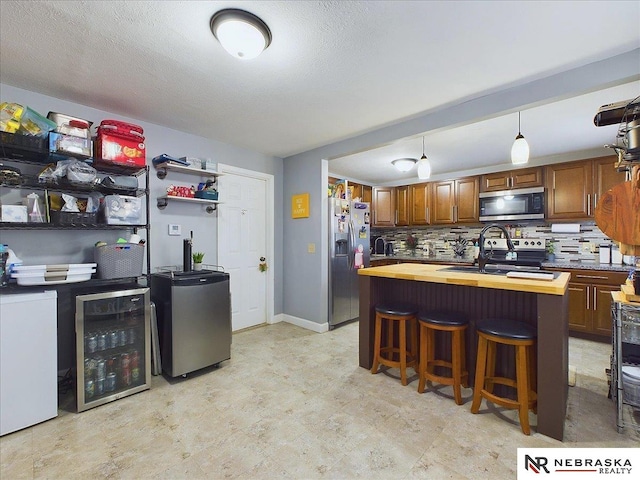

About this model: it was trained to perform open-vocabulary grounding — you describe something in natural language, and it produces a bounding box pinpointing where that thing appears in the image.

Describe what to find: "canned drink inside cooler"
[95,378,104,396]
[119,329,127,347]
[109,330,119,349]
[121,353,131,386]
[96,358,106,380]
[97,332,107,351]
[85,378,94,399]
[131,349,140,382]
[105,372,116,392]
[86,334,97,353]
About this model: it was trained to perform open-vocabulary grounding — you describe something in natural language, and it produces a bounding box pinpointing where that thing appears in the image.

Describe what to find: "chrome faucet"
[477,223,515,273]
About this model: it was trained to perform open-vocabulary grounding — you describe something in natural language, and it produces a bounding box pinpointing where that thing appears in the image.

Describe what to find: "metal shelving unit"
[611,291,640,433]
[0,148,151,279]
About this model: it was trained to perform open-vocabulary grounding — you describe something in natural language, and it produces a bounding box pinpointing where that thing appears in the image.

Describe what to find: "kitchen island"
[358,263,570,441]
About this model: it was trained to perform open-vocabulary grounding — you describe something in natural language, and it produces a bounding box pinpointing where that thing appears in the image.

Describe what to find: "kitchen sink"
[440,265,541,276]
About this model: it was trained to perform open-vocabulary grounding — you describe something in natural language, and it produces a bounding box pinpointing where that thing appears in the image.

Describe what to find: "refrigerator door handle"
[348,219,356,268]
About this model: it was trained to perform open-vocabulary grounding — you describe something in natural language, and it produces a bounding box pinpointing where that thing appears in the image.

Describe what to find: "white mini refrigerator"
[1,291,58,436]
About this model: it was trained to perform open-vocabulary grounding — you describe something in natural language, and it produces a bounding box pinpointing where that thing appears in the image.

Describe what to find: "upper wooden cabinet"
[361,185,372,204]
[372,186,395,226]
[328,177,373,204]
[395,186,410,226]
[545,156,625,220]
[409,182,431,225]
[480,167,543,192]
[432,176,479,225]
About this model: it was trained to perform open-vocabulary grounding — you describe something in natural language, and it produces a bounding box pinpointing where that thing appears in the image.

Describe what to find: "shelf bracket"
[157,197,168,210]
[205,204,217,214]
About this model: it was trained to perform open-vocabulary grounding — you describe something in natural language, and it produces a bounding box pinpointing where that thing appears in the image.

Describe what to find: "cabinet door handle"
[593,286,597,311]
[575,274,609,280]
[587,194,591,216]
[395,210,398,224]
[425,207,429,223]
[586,286,590,310]
[594,193,598,210]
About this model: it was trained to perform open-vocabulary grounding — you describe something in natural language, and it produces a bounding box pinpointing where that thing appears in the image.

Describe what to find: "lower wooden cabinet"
[555,269,628,338]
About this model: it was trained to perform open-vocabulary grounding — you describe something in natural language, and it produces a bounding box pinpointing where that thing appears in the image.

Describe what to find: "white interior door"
[218,171,269,331]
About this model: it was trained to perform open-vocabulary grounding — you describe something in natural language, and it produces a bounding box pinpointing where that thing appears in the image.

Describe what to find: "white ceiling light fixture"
[417,136,431,180]
[210,9,272,60]
[392,158,417,172]
[511,111,530,165]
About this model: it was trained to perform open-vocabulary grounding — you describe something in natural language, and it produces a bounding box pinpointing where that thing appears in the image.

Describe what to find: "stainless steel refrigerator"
[329,197,370,328]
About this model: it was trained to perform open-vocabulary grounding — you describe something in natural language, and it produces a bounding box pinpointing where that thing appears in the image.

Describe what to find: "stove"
[481,238,546,268]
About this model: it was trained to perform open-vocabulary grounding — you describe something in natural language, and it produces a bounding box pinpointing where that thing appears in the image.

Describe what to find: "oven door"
[479,187,545,221]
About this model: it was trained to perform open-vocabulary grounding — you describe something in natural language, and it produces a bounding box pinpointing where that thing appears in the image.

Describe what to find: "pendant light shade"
[392,158,417,172]
[417,136,431,180]
[210,9,272,60]
[511,111,529,165]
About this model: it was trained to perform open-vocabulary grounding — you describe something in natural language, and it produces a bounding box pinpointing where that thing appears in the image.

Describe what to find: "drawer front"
[568,270,628,286]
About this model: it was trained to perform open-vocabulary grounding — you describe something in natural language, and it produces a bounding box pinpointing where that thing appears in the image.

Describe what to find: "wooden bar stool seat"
[371,304,418,386]
[417,311,469,405]
[470,318,537,435]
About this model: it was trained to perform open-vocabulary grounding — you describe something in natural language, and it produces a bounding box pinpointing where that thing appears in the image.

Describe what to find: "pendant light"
[210,9,272,60]
[417,136,431,180]
[511,111,530,165]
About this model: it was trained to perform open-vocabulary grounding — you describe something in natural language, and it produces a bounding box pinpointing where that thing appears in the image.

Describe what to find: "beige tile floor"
[1,321,639,479]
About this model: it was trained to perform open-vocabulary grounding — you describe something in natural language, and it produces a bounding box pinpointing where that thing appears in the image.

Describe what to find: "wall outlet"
[168,224,181,236]
[308,243,316,253]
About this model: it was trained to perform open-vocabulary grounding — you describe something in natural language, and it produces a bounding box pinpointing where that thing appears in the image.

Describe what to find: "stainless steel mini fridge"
[75,288,151,412]
[150,270,231,377]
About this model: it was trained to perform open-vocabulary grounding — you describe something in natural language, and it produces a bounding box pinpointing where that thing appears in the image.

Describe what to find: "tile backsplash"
[371,222,627,263]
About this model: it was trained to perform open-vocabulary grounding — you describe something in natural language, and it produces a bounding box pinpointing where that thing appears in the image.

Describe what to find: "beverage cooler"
[75,287,151,412]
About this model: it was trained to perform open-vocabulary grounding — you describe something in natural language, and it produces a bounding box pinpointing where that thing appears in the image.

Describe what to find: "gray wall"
[0,83,284,315]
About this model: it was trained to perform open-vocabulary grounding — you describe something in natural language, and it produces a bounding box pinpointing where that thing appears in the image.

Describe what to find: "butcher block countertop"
[358,263,570,296]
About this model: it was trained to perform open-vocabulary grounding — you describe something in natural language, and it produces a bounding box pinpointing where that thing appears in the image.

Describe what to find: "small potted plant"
[192,251,205,270]
[546,242,556,262]
[406,234,418,256]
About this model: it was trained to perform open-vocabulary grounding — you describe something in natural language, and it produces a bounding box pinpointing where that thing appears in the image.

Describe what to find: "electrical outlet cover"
[168,224,181,236]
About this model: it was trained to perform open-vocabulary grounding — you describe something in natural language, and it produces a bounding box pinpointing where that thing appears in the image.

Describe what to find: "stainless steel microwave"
[479,186,545,221]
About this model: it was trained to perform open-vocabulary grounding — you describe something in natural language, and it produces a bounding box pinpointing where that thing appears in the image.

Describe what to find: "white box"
[611,247,623,264]
[1,205,28,223]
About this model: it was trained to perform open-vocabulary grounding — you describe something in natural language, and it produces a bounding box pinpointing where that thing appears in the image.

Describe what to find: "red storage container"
[95,120,146,168]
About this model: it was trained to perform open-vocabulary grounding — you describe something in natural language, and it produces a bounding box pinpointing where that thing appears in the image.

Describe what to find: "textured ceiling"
[1,1,639,184]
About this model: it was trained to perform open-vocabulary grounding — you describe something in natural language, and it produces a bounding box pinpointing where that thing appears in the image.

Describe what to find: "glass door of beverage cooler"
[76,287,151,412]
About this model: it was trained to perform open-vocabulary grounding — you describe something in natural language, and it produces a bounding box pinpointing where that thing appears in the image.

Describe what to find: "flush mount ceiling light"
[392,158,417,172]
[417,136,431,180]
[511,111,530,165]
[210,9,272,60]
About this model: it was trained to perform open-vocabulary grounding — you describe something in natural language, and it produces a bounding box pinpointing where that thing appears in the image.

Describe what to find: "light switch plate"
[168,224,181,236]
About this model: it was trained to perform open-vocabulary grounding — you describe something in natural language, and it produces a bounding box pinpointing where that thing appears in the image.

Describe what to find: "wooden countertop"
[358,263,570,295]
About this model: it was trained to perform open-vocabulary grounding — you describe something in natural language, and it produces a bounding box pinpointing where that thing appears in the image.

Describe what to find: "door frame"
[217,163,275,326]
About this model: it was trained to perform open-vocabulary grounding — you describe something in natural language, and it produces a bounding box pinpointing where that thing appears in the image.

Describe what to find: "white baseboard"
[280,314,329,333]
[270,313,285,324]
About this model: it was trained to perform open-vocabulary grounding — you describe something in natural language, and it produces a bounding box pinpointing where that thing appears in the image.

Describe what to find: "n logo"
[525,455,550,474]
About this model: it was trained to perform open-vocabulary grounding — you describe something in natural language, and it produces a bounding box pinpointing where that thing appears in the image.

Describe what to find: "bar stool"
[371,304,418,386]
[417,311,469,405]
[470,318,537,435]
